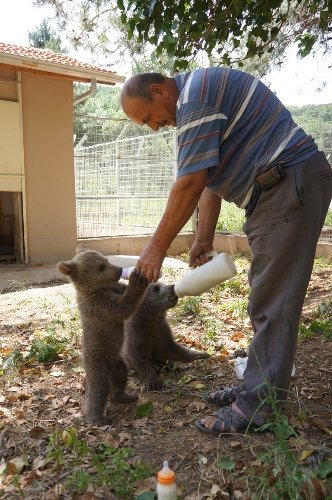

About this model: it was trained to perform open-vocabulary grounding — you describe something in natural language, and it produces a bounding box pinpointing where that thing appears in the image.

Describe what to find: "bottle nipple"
[121,266,135,280]
[121,267,163,280]
[157,460,175,485]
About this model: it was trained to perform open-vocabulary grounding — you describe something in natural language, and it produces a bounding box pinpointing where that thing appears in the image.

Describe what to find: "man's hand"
[189,188,222,268]
[136,241,166,282]
[189,242,215,268]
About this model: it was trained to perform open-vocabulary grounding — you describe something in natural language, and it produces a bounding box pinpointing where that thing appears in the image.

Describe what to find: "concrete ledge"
[0,233,330,292]
[80,232,331,259]
[79,232,252,257]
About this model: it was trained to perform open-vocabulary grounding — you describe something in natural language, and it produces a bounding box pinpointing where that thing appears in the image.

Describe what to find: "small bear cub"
[57,245,148,426]
[123,282,209,390]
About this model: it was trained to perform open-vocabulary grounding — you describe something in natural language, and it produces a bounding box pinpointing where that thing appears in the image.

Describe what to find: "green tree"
[117,0,331,70]
[28,18,67,53]
[34,0,331,73]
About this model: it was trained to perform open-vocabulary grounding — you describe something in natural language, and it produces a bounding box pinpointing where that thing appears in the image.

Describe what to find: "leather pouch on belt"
[256,165,286,191]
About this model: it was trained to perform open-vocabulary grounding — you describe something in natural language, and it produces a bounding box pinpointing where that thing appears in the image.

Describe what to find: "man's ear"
[76,243,88,254]
[57,260,76,276]
[149,83,168,98]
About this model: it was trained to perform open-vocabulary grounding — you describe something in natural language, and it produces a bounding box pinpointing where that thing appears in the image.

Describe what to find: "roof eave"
[0,52,125,85]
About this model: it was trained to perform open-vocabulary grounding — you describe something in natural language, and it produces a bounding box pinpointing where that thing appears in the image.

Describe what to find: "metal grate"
[74,117,193,238]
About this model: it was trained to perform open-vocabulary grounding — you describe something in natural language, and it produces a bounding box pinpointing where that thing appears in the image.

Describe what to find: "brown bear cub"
[123,282,209,390]
[57,245,148,426]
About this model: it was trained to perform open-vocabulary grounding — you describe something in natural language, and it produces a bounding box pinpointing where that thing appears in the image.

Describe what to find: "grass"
[175,296,202,316]
[299,298,332,341]
[219,297,248,319]
[26,427,152,498]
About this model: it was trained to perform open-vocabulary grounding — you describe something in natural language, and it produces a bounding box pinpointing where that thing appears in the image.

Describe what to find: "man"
[120,68,332,436]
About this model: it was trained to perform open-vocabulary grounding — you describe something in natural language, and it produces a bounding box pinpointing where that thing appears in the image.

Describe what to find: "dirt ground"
[0,254,331,499]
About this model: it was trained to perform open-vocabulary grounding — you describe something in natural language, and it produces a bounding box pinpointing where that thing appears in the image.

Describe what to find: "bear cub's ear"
[76,243,88,254]
[57,260,75,276]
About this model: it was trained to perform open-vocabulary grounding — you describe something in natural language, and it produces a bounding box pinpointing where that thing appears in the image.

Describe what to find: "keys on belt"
[256,164,286,191]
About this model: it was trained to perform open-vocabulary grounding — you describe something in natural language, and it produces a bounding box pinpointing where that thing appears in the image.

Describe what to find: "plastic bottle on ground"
[156,460,177,500]
[234,357,296,380]
[174,252,237,298]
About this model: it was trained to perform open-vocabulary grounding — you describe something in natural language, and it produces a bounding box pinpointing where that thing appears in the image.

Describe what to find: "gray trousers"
[235,151,332,425]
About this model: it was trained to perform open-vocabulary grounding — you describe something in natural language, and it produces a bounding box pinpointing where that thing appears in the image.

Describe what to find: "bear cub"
[123,282,209,390]
[57,245,148,426]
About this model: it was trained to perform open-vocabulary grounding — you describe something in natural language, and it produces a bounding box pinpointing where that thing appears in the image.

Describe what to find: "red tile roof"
[0,42,125,85]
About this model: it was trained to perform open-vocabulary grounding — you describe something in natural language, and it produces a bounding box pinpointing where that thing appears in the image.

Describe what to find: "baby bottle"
[174,251,237,298]
[156,460,177,500]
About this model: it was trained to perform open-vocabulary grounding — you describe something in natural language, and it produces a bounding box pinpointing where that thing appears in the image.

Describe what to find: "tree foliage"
[34,0,331,73]
[118,0,331,70]
[28,18,67,53]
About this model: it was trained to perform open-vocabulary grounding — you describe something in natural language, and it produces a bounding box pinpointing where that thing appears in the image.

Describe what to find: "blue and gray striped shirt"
[174,67,318,207]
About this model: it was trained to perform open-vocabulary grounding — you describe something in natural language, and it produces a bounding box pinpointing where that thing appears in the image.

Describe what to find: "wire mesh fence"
[74,111,332,241]
[74,117,194,238]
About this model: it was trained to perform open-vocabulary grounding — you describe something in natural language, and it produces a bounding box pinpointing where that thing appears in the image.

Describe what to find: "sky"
[0,0,331,107]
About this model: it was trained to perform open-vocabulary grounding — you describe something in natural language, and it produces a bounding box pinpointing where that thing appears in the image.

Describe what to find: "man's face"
[122,84,177,131]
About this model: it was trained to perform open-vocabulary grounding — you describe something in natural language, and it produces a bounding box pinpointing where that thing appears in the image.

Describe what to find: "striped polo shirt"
[174,67,318,207]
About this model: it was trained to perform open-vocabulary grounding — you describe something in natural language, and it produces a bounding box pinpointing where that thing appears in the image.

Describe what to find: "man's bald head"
[121,73,167,103]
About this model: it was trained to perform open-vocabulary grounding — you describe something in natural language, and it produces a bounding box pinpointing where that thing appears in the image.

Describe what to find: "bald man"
[121,68,332,437]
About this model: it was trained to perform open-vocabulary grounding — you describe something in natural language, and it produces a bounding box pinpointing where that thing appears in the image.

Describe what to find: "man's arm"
[189,188,222,267]
[136,169,208,281]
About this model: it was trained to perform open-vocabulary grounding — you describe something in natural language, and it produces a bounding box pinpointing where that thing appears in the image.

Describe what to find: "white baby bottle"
[174,251,237,298]
[156,460,177,500]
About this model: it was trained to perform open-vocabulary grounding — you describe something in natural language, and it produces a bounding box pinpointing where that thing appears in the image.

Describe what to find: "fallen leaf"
[29,426,45,439]
[0,406,11,417]
[229,440,242,448]
[49,370,64,377]
[310,417,332,435]
[32,455,52,470]
[230,331,245,341]
[210,484,222,496]
[288,435,310,448]
[187,401,208,412]
[5,437,16,449]
[186,380,205,389]
[13,409,25,419]
[6,386,21,392]
[7,456,26,474]
[51,396,70,410]
[299,449,315,461]
[134,476,156,497]
[18,393,30,401]
[118,431,131,446]
[197,454,208,466]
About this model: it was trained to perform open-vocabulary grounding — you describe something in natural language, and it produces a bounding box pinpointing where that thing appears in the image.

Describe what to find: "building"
[0,42,124,264]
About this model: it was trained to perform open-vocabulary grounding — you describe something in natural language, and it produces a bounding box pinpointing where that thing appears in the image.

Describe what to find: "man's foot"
[206,387,237,406]
[195,403,252,436]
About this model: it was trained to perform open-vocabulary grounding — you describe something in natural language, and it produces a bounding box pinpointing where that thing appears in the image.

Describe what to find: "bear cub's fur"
[57,245,148,426]
[123,282,209,390]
